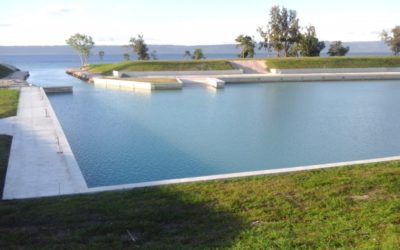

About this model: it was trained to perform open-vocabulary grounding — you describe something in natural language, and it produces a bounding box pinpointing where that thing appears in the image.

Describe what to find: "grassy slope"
[0,65,14,78]
[0,161,399,249]
[0,135,12,198]
[266,56,400,69]
[0,90,19,118]
[88,60,234,75]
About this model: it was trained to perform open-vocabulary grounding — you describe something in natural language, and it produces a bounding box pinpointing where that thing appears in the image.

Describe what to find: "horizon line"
[0,40,385,47]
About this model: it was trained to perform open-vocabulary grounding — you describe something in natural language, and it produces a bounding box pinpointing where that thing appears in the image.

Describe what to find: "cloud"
[46,4,81,15]
[0,23,12,27]
[371,30,382,35]
[96,37,120,42]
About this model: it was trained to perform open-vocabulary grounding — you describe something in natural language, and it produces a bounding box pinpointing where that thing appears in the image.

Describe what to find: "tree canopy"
[66,33,95,66]
[235,35,256,58]
[98,51,105,61]
[123,53,130,61]
[193,49,205,60]
[129,35,150,60]
[381,26,400,56]
[327,41,350,56]
[297,26,325,57]
[183,51,192,59]
[258,6,301,57]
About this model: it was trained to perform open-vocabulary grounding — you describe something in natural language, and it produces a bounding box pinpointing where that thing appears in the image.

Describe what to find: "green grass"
[0,65,14,78]
[266,56,400,69]
[0,161,399,249]
[88,60,234,75]
[0,90,19,118]
[0,135,12,198]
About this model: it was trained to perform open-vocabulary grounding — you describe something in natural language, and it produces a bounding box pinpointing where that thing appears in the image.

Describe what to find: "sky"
[0,0,399,46]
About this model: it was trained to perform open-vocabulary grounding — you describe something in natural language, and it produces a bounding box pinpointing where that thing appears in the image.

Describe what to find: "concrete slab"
[2,87,88,200]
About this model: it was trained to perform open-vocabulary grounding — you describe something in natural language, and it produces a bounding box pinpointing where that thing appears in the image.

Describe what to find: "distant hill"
[0,41,392,56]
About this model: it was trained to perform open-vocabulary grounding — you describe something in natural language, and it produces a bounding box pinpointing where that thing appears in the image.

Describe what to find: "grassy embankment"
[266,56,400,69]
[88,60,234,76]
[0,89,19,196]
[0,160,399,248]
[0,89,19,118]
[0,64,14,78]
[0,135,12,197]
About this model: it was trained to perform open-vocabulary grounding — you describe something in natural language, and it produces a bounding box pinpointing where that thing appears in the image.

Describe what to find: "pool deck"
[2,87,87,200]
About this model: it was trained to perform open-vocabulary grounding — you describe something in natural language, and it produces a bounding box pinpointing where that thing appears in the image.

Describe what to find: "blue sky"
[0,0,398,45]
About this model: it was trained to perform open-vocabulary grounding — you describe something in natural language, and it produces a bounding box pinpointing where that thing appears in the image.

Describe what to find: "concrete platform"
[93,77,182,90]
[2,87,87,200]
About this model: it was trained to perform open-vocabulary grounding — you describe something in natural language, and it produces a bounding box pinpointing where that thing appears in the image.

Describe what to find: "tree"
[235,35,256,58]
[129,35,150,60]
[66,33,95,66]
[98,51,105,61]
[193,48,205,60]
[123,53,130,61]
[258,6,301,57]
[381,26,400,56]
[150,50,158,60]
[298,25,325,57]
[183,50,192,59]
[327,41,349,56]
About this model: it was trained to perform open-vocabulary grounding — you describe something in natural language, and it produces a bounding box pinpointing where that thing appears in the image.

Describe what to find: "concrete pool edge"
[86,155,400,193]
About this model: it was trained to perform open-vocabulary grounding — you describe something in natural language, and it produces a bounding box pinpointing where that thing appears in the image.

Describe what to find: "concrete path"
[2,87,87,199]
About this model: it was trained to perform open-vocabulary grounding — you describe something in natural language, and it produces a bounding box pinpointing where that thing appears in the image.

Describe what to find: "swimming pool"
[46,79,400,187]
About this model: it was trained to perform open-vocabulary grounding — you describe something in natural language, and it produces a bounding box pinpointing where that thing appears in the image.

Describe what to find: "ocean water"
[1,54,400,187]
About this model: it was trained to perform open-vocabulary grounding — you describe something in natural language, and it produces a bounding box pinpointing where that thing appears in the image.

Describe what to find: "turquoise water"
[2,55,400,187]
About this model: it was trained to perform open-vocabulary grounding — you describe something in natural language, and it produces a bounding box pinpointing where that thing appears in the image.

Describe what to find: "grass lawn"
[0,161,399,249]
[0,89,19,118]
[0,64,14,78]
[0,135,12,197]
[266,56,400,69]
[88,60,234,75]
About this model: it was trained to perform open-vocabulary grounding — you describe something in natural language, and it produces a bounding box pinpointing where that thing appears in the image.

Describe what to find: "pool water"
[2,55,400,188]
[49,80,400,187]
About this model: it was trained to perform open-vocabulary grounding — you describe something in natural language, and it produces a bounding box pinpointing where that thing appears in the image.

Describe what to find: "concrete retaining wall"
[270,67,400,74]
[93,78,182,90]
[220,72,400,83]
[113,69,243,77]
[206,78,225,88]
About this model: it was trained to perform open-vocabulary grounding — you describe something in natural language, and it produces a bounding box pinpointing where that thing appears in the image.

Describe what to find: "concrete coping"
[87,155,400,193]
[113,69,244,78]
[270,67,400,74]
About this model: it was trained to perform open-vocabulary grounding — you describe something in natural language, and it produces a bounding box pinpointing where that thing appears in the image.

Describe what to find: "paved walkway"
[2,87,87,199]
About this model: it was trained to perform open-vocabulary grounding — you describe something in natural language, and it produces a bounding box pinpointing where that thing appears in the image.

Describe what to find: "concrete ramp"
[229,60,268,74]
